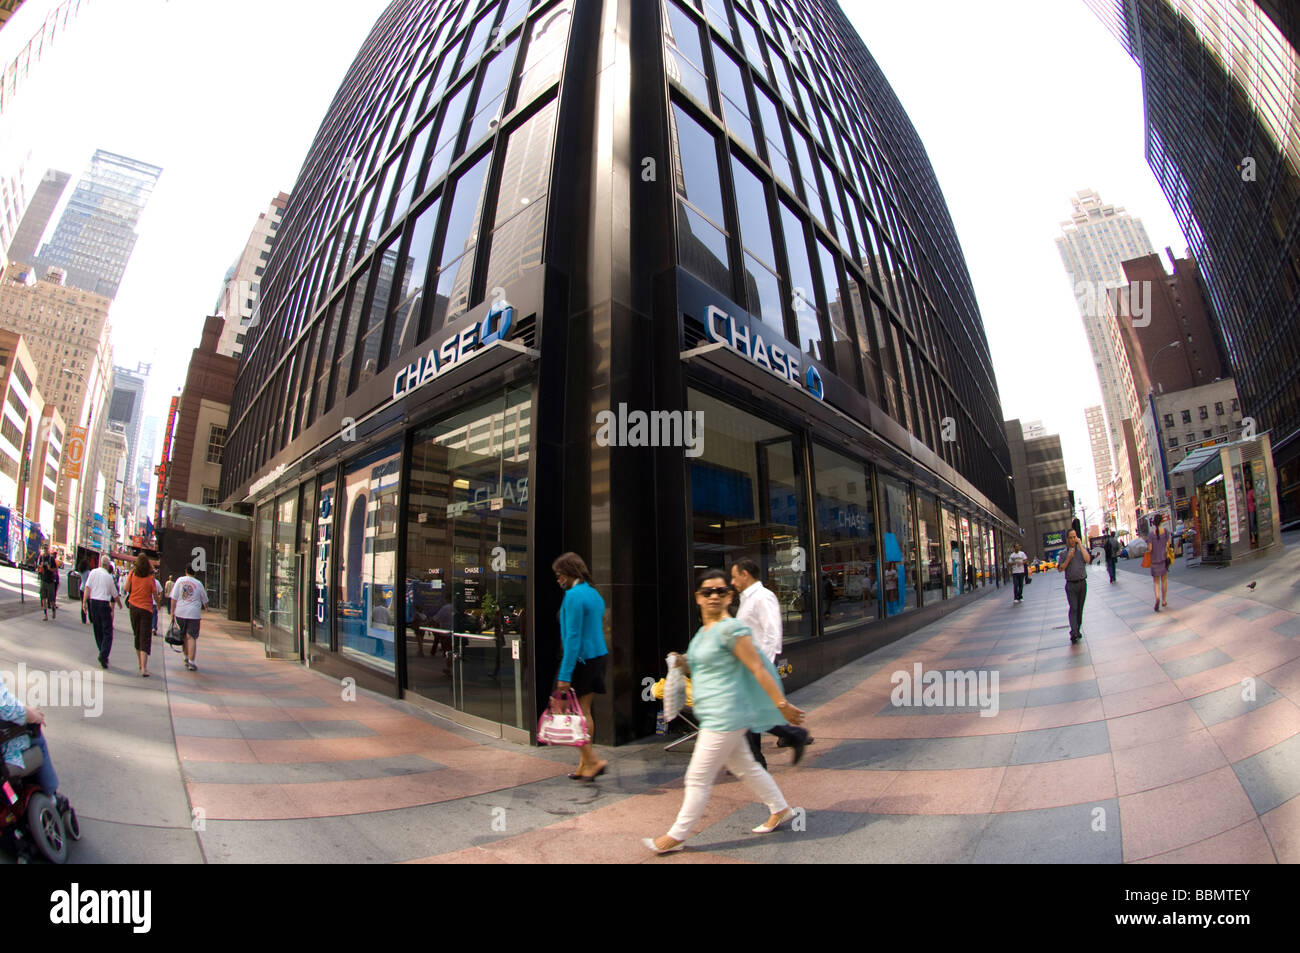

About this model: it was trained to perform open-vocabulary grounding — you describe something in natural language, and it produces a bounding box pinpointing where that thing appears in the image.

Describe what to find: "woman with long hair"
[1147,513,1172,611]
[552,552,609,781]
[644,567,805,854]
[124,553,161,677]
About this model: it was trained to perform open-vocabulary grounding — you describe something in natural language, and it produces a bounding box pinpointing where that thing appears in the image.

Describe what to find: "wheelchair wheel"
[26,793,67,863]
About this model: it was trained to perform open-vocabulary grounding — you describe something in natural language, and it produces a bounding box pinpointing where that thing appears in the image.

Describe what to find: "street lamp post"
[1147,341,1181,520]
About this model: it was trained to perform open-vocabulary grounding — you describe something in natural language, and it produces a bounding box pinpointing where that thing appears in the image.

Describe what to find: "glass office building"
[1087,0,1300,524]
[222,0,1017,744]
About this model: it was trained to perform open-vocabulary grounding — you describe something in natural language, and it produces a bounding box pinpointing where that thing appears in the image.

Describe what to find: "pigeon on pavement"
[1247,581,1257,590]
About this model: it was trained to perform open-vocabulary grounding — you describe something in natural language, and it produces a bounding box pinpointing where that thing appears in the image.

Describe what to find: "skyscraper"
[1055,188,1155,469]
[214,192,290,358]
[5,167,68,264]
[33,149,162,298]
[1086,0,1300,524]
[1085,404,1112,522]
[222,0,1017,742]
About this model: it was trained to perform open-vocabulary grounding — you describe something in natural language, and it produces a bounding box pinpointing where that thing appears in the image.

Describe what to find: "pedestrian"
[1246,479,1258,547]
[81,555,122,669]
[950,542,962,594]
[731,557,812,767]
[965,560,976,592]
[36,542,59,621]
[169,570,209,671]
[1056,528,1091,644]
[1007,543,1028,603]
[162,576,175,624]
[1147,513,1172,611]
[123,554,161,678]
[1103,529,1119,583]
[551,552,608,781]
[643,568,805,854]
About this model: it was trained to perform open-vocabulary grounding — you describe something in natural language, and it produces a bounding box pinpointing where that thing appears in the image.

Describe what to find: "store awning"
[168,501,252,540]
[1171,445,1222,475]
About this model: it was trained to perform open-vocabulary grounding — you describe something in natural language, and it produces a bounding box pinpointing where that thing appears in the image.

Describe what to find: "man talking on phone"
[1056,528,1091,644]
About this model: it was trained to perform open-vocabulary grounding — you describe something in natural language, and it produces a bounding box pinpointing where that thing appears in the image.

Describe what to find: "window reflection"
[486,98,558,292]
[813,443,877,631]
[689,388,812,644]
[879,474,916,616]
[517,2,572,105]
[386,197,440,366]
[337,439,402,674]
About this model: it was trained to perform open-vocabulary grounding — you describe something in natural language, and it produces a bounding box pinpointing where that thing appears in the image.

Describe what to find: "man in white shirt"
[731,557,812,767]
[81,555,122,669]
[1008,545,1028,604]
[170,573,210,672]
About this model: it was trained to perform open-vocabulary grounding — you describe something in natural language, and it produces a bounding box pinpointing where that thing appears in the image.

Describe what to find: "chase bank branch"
[221,0,1018,744]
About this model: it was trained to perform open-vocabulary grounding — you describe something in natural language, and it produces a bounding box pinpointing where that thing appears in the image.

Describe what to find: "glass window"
[689,388,813,644]
[406,385,531,728]
[337,439,402,674]
[789,126,821,220]
[712,43,756,153]
[878,474,916,615]
[517,1,572,103]
[333,270,375,407]
[916,491,942,602]
[678,203,731,296]
[387,197,440,364]
[664,1,709,104]
[670,103,726,226]
[269,490,298,646]
[812,443,877,631]
[427,81,473,186]
[485,98,558,292]
[754,87,793,187]
[730,154,776,266]
[457,10,497,81]
[431,152,493,330]
[779,201,823,361]
[466,38,520,146]
[816,239,853,379]
[391,117,435,223]
[959,514,975,593]
[254,502,272,628]
[734,10,765,72]
[355,240,401,387]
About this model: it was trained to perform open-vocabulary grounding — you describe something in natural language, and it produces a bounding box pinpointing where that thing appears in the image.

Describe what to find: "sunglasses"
[697,586,732,597]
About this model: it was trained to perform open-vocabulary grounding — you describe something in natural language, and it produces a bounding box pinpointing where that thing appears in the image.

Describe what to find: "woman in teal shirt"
[644,568,805,853]
[553,552,608,780]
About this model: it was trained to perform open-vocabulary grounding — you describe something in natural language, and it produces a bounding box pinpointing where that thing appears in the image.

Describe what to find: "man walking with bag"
[1007,543,1028,603]
[170,572,209,671]
[1056,529,1091,644]
[731,558,812,767]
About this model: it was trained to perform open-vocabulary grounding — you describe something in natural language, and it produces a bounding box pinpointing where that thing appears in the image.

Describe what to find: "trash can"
[67,571,81,601]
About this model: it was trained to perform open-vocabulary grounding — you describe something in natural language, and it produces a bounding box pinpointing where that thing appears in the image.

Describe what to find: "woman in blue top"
[1147,513,1172,611]
[644,568,805,854]
[553,552,609,781]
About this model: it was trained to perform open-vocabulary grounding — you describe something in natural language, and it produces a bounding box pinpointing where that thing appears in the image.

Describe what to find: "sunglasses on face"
[697,586,732,597]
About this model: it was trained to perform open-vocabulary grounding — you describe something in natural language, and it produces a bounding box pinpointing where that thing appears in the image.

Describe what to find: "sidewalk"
[2,551,1298,863]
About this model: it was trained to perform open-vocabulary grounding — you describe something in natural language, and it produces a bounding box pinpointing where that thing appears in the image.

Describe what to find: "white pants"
[667,727,788,842]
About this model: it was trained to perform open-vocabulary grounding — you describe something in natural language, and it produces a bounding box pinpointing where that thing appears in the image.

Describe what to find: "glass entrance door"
[405,385,530,732]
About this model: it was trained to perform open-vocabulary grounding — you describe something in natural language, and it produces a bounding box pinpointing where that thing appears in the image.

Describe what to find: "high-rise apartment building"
[1006,419,1074,559]
[214,192,290,358]
[222,0,1017,742]
[1056,188,1156,468]
[1085,404,1113,523]
[32,149,162,299]
[1086,0,1300,525]
[0,261,112,544]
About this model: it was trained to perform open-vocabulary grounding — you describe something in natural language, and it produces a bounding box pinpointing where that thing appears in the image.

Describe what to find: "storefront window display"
[942,503,961,595]
[689,389,812,643]
[812,443,877,632]
[405,385,530,729]
[336,439,402,673]
[878,474,916,616]
[254,502,272,629]
[268,490,299,655]
[916,491,943,603]
[960,514,975,593]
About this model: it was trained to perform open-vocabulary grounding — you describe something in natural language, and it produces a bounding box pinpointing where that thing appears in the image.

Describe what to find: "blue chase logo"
[393,301,515,400]
[704,304,824,401]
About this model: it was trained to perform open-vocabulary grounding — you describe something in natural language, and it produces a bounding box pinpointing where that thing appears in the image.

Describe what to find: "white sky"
[3,0,1190,523]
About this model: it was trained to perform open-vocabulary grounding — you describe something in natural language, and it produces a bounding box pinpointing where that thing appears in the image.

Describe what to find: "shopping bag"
[663,656,686,722]
[165,620,185,647]
[537,689,588,746]
[1141,549,1152,569]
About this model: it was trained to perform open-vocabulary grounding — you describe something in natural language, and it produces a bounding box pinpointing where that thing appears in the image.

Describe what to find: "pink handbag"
[537,689,589,746]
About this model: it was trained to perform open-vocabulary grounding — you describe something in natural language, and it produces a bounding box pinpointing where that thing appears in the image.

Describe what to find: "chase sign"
[704,305,823,400]
[392,301,514,400]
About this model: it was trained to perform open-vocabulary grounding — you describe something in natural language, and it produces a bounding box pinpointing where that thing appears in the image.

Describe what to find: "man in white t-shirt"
[1008,545,1028,604]
[731,557,812,768]
[81,555,122,668]
[169,574,209,672]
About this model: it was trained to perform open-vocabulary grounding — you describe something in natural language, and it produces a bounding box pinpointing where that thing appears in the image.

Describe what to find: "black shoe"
[791,735,813,766]
[98,657,107,669]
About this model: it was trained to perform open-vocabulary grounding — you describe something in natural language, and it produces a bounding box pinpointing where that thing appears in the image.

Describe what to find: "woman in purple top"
[1147,513,1171,611]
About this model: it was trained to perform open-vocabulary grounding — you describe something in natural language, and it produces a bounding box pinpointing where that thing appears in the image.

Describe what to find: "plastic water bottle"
[655,710,666,735]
